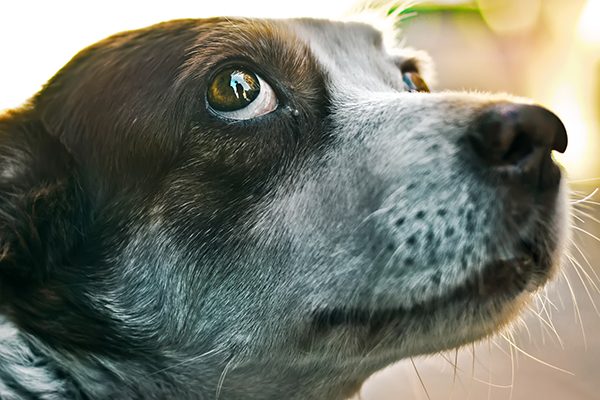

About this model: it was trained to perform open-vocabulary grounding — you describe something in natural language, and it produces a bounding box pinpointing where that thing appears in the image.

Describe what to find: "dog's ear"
[0,108,86,284]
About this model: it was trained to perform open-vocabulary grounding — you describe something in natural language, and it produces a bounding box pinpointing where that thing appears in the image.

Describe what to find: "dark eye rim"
[204,59,286,121]
[394,56,430,93]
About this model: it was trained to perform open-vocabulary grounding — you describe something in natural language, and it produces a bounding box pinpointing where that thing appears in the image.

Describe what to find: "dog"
[0,17,569,400]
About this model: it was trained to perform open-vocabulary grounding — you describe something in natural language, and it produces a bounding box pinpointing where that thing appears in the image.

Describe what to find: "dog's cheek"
[183,119,305,199]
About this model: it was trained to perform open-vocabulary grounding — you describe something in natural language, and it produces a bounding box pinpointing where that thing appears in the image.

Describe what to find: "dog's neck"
[0,316,376,400]
[0,316,77,398]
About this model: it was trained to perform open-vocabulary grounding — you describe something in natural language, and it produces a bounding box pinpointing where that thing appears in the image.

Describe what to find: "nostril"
[469,103,568,191]
[502,129,534,166]
[470,104,567,166]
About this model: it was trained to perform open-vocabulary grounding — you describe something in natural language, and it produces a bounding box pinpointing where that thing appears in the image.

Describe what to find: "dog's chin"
[309,188,569,361]
[313,256,538,331]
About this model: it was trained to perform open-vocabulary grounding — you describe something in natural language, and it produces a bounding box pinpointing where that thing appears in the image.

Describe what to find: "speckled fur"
[0,18,568,400]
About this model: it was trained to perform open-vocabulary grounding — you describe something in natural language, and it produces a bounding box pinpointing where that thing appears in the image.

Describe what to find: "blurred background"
[1,1,599,399]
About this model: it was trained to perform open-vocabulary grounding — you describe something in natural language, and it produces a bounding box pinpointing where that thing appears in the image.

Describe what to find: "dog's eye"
[402,72,429,93]
[207,67,278,120]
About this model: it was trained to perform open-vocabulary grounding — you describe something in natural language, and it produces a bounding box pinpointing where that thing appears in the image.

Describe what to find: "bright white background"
[0,0,362,111]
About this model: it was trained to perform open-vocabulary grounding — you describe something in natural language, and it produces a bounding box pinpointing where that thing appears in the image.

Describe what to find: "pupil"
[230,71,253,101]
[207,68,261,112]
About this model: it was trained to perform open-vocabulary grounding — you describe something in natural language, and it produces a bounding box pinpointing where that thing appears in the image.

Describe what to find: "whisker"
[437,350,465,399]
[508,330,520,369]
[574,199,600,207]
[533,298,549,345]
[560,268,588,348]
[539,303,562,347]
[526,304,563,347]
[148,347,224,377]
[516,315,533,344]
[508,332,515,400]
[351,326,392,376]
[350,205,395,236]
[468,343,476,400]
[410,357,432,400]
[487,340,493,400]
[571,213,586,223]
[472,378,513,389]
[575,204,600,215]
[453,348,458,386]
[569,235,600,286]
[569,187,599,205]
[215,355,237,400]
[490,337,511,358]
[540,288,560,311]
[565,254,600,316]
[572,207,600,226]
[568,177,600,183]
[499,333,574,375]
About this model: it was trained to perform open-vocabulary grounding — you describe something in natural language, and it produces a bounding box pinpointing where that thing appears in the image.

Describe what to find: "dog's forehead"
[284,19,402,93]
[288,19,383,50]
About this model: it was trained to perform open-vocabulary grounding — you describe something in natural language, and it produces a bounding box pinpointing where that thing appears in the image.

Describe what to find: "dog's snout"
[469,104,568,190]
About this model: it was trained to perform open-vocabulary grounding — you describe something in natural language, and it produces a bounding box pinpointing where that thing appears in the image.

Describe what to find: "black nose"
[469,104,568,191]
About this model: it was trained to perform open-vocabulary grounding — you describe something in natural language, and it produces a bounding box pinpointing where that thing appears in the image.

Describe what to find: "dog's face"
[0,18,568,400]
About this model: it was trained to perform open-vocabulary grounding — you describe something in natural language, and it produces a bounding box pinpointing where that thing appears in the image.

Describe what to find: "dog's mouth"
[311,241,546,332]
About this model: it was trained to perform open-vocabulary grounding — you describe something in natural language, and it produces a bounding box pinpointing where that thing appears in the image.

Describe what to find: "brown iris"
[207,67,261,111]
[402,72,429,93]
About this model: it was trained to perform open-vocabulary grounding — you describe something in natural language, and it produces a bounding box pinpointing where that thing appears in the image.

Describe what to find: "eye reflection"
[230,71,254,101]
[208,68,261,111]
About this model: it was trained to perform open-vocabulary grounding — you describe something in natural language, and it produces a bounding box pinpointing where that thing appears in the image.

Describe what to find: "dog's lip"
[311,254,539,331]
[474,255,536,297]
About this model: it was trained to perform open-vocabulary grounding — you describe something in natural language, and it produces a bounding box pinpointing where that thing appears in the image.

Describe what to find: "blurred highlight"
[579,0,600,43]
[546,0,600,178]
[478,0,542,34]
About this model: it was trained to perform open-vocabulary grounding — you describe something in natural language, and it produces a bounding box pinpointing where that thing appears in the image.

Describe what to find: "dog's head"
[0,18,568,399]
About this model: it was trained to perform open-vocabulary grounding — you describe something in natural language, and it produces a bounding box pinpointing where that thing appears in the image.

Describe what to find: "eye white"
[213,75,278,120]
